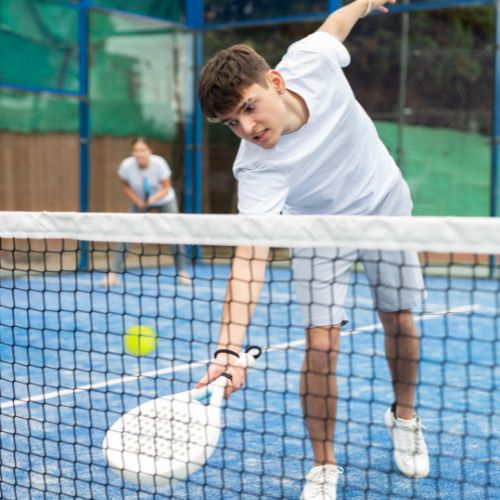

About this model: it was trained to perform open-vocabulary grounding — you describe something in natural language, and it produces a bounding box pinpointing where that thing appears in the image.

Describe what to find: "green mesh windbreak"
[376,123,491,216]
[90,0,182,23]
[87,11,184,139]
[0,0,79,91]
[0,1,184,139]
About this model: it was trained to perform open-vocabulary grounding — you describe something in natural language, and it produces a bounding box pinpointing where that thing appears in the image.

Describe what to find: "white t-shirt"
[118,154,175,206]
[233,32,402,215]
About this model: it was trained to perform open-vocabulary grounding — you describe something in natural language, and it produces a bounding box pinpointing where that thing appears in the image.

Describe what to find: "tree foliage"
[203,5,495,132]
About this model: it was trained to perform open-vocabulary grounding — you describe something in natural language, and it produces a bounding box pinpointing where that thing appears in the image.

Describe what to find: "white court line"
[0,360,209,410]
[0,304,479,410]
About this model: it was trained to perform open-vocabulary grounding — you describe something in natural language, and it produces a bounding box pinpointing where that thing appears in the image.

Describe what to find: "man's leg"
[379,308,429,479]
[301,324,342,465]
[293,248,351,498]
[378,309,418,419]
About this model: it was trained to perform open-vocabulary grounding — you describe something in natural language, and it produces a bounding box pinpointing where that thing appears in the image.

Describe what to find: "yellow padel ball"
[124,325,157,356]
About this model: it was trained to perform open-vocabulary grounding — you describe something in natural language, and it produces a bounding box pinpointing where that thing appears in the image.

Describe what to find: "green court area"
[376,121,490,216]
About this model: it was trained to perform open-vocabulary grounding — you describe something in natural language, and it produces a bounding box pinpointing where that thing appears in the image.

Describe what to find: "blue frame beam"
[183,0,204,260]
[203,0,495,30]
[387,0,495,12]
[193,32,204,215]
[41,0,189,29]
[492,0,500,220]
[184,0,204,216]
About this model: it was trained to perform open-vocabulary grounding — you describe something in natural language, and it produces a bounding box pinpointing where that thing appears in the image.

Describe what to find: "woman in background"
[101,137,191,287]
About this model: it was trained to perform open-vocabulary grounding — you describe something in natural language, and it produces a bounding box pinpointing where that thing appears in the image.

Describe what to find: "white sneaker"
[300,464,342,500]
[385,405,429,479]
[177,271,192,286]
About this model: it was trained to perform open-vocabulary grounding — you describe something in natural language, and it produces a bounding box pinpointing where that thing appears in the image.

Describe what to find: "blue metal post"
[184,0,204,217]
[328,0,342,11]
[183,0,204,260]
[490,0,500,276]
[79,0,90,269]
[183,30,194,215]
[193,31,204,214]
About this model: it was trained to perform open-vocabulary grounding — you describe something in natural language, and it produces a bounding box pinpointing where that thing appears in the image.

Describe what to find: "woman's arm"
[147,178,171,205]
[122,181,146,209]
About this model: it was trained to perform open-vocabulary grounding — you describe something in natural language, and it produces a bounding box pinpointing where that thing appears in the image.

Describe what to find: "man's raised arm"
[318,0,396,42]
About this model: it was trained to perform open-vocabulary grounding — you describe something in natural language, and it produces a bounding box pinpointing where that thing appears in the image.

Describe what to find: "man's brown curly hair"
[198,44,271,120]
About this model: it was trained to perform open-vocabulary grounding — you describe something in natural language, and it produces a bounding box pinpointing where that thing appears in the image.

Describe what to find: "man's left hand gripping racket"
[103,346,262,486]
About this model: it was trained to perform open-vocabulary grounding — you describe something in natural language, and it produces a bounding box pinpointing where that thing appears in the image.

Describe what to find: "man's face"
[218,76,287,149]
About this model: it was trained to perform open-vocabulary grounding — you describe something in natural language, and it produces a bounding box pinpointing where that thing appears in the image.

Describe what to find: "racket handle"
[238,345,262,369]
[237,352,257,369]
[217,345,262,370]
[209,345,262,391]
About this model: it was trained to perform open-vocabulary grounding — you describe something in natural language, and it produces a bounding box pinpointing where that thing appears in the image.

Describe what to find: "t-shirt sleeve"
[117,159,129,182]
[276,32,353,120]
[154,156,172,180]
[237,169,289,215]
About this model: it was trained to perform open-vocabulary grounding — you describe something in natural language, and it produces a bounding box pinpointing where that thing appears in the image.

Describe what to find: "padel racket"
[103,346,262,486]
[143,175,151,203]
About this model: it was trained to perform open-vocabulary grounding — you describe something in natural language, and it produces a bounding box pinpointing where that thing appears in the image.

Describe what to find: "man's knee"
[379,309,416,337]
[304,325,341,372]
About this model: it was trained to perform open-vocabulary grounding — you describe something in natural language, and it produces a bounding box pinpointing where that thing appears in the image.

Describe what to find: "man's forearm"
[318,0,392,42]
[217,245,269,352]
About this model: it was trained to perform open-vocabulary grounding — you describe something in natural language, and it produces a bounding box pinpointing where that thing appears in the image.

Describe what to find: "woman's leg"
[157,198,190,276]
[101,204,137,286]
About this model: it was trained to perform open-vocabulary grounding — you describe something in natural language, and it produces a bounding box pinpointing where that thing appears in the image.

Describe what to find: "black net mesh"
[0,212,498,499]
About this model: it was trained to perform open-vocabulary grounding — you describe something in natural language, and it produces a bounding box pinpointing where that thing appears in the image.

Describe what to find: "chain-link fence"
[203,7,495,216]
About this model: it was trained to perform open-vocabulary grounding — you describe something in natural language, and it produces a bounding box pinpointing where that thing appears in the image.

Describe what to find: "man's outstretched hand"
[196,352,249,399]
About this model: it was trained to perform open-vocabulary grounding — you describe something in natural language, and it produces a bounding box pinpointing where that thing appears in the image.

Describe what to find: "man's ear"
[267,69,286,94]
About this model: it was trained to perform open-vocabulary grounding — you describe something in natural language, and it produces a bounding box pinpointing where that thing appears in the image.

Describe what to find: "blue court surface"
[1,264,499,499]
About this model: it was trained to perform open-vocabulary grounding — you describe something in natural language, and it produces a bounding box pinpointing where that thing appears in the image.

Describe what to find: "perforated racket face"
[123,399,209,459]
[104,397,222,484]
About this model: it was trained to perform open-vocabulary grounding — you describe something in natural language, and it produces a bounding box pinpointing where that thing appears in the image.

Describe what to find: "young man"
[197,0,429,498]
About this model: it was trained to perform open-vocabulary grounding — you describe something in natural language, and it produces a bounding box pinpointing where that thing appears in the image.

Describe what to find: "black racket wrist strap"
[214,348,240,359]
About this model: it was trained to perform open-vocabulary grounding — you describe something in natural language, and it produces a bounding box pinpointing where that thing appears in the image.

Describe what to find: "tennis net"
[0,211,498,499]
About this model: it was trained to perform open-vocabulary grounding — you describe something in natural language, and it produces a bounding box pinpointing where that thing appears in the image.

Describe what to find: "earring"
[279,89,286,95]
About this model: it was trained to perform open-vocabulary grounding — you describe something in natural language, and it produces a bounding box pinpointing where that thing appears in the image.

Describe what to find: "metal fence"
[0,1,498,218]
